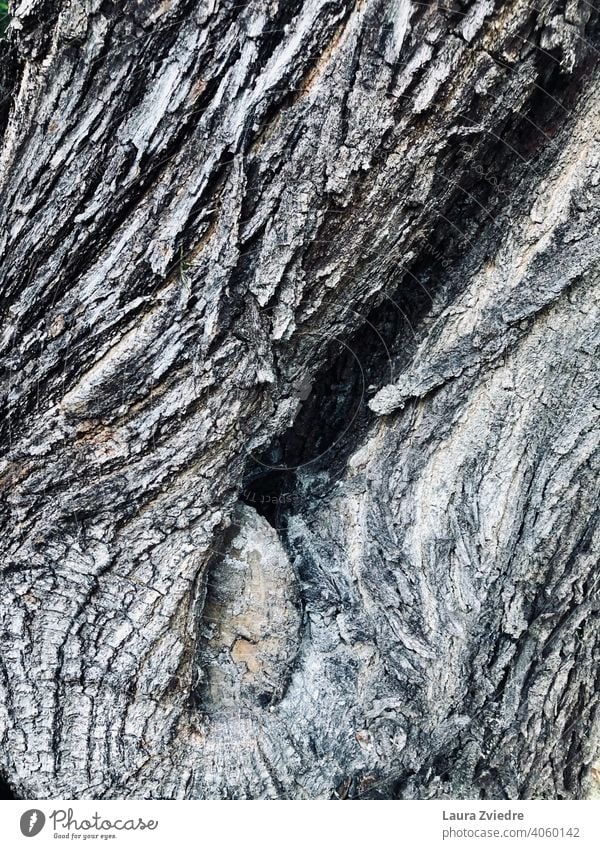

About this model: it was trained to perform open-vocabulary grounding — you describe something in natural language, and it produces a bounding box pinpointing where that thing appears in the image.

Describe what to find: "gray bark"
[0,0,599,799]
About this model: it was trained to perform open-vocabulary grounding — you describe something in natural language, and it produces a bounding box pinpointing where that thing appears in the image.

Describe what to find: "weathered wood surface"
[0,0,598,799]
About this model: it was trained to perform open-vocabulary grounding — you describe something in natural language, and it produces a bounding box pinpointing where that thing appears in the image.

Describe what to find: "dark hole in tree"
[0,772,16,799]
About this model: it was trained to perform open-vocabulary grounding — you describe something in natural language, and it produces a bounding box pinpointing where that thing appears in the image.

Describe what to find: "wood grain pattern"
[0,0,598,799]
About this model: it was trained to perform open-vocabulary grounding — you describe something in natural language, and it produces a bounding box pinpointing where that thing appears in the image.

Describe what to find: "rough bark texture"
[0,0,599,800]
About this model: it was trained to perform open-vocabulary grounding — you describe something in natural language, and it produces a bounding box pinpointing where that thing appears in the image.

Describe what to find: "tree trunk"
[0,0,599,800]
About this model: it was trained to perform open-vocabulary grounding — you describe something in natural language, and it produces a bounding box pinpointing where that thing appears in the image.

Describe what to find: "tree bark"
[0,0,599,799]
